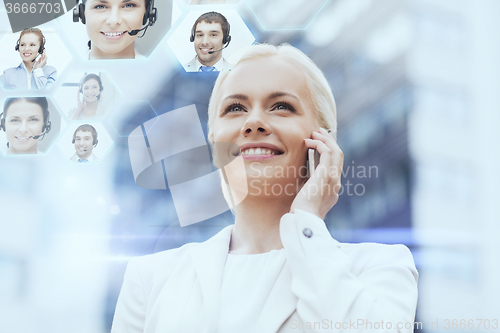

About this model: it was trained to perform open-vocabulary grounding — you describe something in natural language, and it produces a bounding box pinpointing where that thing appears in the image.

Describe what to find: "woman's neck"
[90,44,136,59]
[229,195,294,255]
[23,60,34,72]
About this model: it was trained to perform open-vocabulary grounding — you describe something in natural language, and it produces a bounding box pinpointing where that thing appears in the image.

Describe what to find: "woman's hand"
[34,51,47,70]
[290,127,344,220]
[73,89,85,120]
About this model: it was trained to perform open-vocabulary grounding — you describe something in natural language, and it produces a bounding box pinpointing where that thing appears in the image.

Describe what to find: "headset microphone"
[31,53,41,63]
[32,134,43,140]
[208,44,229,54]
[128,26,148,36]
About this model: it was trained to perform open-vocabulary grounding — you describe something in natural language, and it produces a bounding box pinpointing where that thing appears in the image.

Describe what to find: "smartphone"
[307,148,321,178]
[307,129,334,178]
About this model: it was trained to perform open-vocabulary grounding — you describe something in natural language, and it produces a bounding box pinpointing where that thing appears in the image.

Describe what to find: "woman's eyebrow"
[224,94,248,101]
[267,92,299,100]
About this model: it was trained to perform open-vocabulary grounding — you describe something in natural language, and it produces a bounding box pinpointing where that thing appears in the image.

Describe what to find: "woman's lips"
[15,136,32,142]
[101,31,127,40]
[239,147,284,161]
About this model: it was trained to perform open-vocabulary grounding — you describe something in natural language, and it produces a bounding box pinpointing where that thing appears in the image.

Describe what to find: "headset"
[1,98,52,147]
[15,33,46,60]
[72,124,98,147]
[73,0,157,30]
[190,12,231,49]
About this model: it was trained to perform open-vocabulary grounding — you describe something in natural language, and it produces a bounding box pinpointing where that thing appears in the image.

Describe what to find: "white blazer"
[111,210,418,333]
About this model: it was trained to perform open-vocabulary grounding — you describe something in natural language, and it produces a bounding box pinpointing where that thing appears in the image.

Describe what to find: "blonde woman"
[112,44,418,332]
[0,28,56,89]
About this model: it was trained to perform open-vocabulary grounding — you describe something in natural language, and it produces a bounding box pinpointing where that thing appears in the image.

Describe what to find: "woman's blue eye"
[94,5,106,9]
[222,103,246,115]
[30,118,39,122]
[272,102,296,112]
[124,3,137,8]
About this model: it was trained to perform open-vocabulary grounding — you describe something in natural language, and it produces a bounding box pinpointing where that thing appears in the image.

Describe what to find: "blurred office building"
[300,0,500,329]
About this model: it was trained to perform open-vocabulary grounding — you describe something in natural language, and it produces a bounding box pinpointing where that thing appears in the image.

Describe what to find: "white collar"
[195,56,224,72]
[72,152,98,162]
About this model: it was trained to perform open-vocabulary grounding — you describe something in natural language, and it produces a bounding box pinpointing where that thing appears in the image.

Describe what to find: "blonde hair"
[19,28,44,45]
[207,43,337,147]
[207,43,337,212]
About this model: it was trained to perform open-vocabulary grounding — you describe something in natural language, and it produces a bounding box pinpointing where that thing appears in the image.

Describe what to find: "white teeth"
[242,148,279,155]
[104,32,124,36]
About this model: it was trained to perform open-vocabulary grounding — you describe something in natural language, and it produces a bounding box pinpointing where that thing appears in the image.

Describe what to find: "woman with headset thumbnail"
[0,97,51,155]
[111,44,418,332]
[73,0,157,60]
[0,28,57,90]
[68,73,108,120]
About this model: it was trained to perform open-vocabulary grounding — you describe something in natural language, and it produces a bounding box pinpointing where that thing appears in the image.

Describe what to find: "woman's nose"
[240,111,271,136]
[106,8,122,25]
[18,121,28,133]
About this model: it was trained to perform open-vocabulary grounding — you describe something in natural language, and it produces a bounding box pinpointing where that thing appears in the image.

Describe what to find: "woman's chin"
[245,177,302,200]
[10,145,37,154]
[92,39,135,57]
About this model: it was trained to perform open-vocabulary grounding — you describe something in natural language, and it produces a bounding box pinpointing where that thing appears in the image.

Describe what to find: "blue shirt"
[0,62,57,90]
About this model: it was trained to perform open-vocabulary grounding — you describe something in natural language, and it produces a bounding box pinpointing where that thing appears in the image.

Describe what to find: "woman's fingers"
[312,129,344,175]
[304,137,333,175]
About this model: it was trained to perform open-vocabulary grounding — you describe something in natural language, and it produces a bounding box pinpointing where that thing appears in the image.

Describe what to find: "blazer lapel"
[157,224,297,333]
[189,225,233,332]
[255,258,298,333]
[190,228,299,333]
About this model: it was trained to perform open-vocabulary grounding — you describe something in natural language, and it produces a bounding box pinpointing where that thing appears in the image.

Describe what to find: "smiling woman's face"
[82,78,101,102]
[4,100,44,154]
[213,55,320,195]
[85,0,145,57]
[18,33,41,63]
